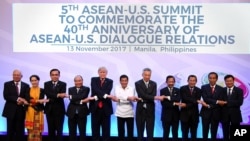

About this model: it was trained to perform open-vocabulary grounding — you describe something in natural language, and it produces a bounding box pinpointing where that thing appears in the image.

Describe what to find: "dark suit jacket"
[135,79,157,117]
[89,77,113,116]
[180,85,201,122]
[44,80,66,115]
[200,84,223,120]
[160,86,180,122]
[66,86,90,119]
[221,86,243,123]
[26,88,45,111]
[2,80,29,119]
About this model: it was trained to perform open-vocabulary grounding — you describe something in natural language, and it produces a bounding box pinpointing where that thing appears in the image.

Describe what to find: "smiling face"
[30,76,39,87]
[188,76,197,88]
[13,70,22,82]
[225,77,234,88]
[98,67,108,79]
[208,73,218,86]
[74,75,83,88]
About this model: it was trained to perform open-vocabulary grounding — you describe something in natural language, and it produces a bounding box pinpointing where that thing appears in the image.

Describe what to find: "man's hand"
[37,99,49,104]
[179,102,187,108]
[57,93,67,98]
[155,95,165,101]
[217,100,227,106]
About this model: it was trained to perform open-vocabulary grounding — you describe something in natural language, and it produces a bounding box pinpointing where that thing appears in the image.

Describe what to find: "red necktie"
[98,79,105,108]
[190,88,193,95]
[211,86,215,94]
[15,82,19,95]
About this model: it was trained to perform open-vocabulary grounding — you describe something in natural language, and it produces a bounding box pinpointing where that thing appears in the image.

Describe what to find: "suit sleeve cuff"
[94,96,98,101]
[103,94,108,99]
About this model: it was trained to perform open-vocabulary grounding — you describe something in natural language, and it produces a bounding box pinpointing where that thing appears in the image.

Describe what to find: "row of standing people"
[2,67,244,141]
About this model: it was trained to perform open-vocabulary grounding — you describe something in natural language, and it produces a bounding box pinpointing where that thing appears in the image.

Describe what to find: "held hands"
[37,99,50,104]
[57,93,68,98]
[127,96,142,102]
[217,100,227,106]
[173,102,187,108]
[197,100,210,108]
[17,97,29,105]
[81,96,95,103]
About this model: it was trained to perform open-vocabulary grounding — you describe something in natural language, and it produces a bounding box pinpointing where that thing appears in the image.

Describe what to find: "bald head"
[12,69,22,82]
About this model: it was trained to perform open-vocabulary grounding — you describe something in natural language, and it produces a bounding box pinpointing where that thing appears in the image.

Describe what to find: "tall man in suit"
[2,69,29,141]
[200,72,224,141]
[135,68,164,141]
[66,75,95,141]
[160,75,181,141]
[220,74,244,141]
[44,68,67,141]
[89,66,113,141]
[179,75,202,141]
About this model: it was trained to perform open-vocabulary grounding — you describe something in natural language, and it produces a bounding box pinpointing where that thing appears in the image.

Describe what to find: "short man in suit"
[89,66,113,141]
[160,75,181,141]
[66,75,95,141]
[135,68,164,141]
[179,75,202,141]
[2,69,29,141]
[200,72,224,141]
[220,74,244,141]
[44,68,67,141]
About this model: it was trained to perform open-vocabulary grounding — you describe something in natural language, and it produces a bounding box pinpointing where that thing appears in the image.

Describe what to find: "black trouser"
[201,117,211,141]
[91,108,111,141]
[6,106,25,141]
[46,111,65,141]
[68,114,87,141]
[136,108,155,141]
[117,117,134,141]
[181,120,198,141]
[162,119,179,141]
[221,121,240,141]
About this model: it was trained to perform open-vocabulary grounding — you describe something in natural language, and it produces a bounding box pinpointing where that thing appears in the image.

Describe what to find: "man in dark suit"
[89,66,113,141]
[135,68,164,141]
[66,75,94,141]
[200,72,224,141]
[160,75,181,141]
[179,75,201,141]
[220,74,244,141]
[44,68,67,141]
[2,69,29,141]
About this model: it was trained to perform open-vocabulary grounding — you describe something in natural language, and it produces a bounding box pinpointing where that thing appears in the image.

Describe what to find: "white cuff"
[103,94,108,99]
[69,95,72,99]
[167,96,171,100]
[94,96,98,101]
[80,100,83,105]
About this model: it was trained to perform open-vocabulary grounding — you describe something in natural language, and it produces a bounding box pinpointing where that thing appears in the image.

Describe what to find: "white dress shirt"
[114,85,135,118]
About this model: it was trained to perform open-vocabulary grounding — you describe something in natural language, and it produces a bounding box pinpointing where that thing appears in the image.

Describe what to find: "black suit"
[2,80,29,141]
[135,79,157,141]
[180,85,201,141]
[89,77,113,141]
[160,87,180,141]
[200,84,223,141]
[221,86,243,141]
[44,80,66,141]
[66,86,90,141]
